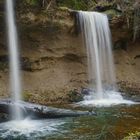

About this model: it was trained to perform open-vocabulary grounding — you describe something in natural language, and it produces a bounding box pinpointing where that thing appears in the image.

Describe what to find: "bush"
[56,0,88,10]
[26,0,39,6]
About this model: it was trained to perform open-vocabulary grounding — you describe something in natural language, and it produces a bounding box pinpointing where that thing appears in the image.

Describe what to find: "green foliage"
[26,0,39,6]
[57,0,88,10]
[122,131,140,140]
[23,91,33,101]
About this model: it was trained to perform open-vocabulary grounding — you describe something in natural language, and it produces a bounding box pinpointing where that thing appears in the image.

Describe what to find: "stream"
[0,104,139,140]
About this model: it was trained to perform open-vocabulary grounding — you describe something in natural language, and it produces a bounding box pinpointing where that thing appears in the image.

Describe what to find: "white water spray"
[78,11,134,106]
[6,0,22,120]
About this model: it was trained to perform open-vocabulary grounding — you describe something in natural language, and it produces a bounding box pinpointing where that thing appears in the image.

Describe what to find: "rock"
[0,113,9,122]
[114,39,128,50]
[117,81,140,96]
[81,88,91,95]
[103,9,121,20]
[67,89,84,102]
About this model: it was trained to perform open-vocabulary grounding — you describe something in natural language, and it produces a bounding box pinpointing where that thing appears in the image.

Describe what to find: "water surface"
[0,104,139,140]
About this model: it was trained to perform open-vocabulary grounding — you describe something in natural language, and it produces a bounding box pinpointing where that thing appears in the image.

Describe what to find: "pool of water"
[0,104,140,140]
[0,118,65,140]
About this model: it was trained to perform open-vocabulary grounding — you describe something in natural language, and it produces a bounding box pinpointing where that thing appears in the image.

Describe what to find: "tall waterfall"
[79,11,116,98]
[6,0,22,120]
[78,11,134,106]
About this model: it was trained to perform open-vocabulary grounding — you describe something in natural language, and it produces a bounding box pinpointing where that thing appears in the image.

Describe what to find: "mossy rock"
[58,6,69,11]
[0,113,9,122]
[67,89,83,102]
[103,9,121,19]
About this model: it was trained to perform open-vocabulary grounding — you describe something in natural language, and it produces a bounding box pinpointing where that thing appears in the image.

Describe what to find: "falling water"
[79,11,116,98]
[78,11,134,106]
[6,0,22,120]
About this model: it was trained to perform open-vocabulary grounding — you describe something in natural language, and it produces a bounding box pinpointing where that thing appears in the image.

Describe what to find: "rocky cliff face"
[0,1,140,104]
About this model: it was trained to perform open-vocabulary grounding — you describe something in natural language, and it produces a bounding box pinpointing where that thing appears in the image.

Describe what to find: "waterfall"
[78,11,116,98]
[6,0,22,120]
[78,11,134,106]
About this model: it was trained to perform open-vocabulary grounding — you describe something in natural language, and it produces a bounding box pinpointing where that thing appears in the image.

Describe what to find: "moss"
[23,91,33,101]
[103,9,121,18]
[0,63,7,71]
[122,131,140,140]
[67,89,83,102]
[58,6,69,11]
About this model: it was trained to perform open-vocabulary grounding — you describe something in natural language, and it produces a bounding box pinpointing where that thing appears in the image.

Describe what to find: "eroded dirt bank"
[0,1,140,104]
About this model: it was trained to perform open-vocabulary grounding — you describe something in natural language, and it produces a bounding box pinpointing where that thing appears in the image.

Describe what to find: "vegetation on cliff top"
[122,131,140,140]
[24,0,136,10]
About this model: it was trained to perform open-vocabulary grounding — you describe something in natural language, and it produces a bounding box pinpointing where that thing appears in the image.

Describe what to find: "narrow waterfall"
[6,0,22,120]
[78,11,116,99]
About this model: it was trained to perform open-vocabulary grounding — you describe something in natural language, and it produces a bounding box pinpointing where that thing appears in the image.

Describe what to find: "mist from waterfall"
[78,11,134,106]
[6,0,22,120]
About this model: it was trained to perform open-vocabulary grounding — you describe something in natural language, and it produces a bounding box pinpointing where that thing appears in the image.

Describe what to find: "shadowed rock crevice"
[21,54,85,72]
